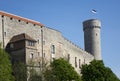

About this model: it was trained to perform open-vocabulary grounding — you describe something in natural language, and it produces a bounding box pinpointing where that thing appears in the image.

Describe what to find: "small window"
[75,57,77,67]
[51,45,55,54]
[26,22,28,24]
[2,15,4,18]
[96,33,97,36]
[18,20,21,22]
[38,62,40,66]
[28,41,35,46]
[38,52,40,57]
[44,53,45,57]
[4,32,6,37]
[30,53,33,59]
[10,43,14,48]
[10,17,13,20]
[43,40,45,45]
[34,24,36,26]
[79,59,81,68]
[68,54,70,62]
[38,40,39,44]
[84,59,85,64]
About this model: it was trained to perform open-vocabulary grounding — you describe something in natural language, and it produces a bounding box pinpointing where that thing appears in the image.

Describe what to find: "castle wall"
[0,12,94,74]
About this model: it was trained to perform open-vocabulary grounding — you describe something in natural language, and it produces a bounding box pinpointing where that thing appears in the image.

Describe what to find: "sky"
[0,0,120,78]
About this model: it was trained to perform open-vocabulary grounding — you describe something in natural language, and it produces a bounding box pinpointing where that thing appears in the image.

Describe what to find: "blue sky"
[0,0,120,78]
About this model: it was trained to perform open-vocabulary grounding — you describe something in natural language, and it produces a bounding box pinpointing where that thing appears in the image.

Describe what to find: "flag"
[91,9,97,14]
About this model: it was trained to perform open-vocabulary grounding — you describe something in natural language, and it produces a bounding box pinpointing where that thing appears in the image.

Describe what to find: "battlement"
[83,19,101,31]
[63,36,92,55]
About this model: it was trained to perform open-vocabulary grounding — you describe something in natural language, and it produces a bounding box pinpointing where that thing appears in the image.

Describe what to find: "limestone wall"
[0,12,94,74]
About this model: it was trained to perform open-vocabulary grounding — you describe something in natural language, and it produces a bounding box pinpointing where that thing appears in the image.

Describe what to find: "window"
[10,43,14,48]
[28,41,35,46]
[43,40,45,45]
[38,62,40,67]
[44,53,45,57]
[4,32,6,37]
[38,52,40,57]
[96,33,97,36]
[2,15,4,18]
[79,59,81,68]
[51,45,55,54]
[34,24,36,26]
[18,20,21,22]
[26,22,28,24]
[10,17,13,20]
[68,54,70,62]
[30,53,33,59]
[84,59,85,64]
[38,40,39,44]
[75,57,77,67]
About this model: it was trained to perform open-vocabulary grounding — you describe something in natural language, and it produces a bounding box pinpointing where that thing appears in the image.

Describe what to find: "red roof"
[0,11,44,27]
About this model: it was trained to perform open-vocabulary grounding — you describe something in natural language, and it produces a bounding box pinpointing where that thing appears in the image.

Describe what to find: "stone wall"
[0,11,94,74]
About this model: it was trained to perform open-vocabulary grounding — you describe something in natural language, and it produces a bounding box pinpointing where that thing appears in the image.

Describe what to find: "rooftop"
[10,33,36,43]
[0,11,44,27]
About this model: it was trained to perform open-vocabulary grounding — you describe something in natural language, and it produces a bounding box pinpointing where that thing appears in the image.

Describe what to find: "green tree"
[13,62,27,81]
[0,44,14,81]
[44,58,81,81]
[81,60,120,81]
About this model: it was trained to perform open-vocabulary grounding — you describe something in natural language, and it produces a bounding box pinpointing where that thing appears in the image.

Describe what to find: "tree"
[0,44,14,81]
[44,58,81,81]
[81,60,120,81]
[13,62,27,81]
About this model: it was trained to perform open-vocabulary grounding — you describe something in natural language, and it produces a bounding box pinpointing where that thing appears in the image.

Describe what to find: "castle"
[0,11,101,73]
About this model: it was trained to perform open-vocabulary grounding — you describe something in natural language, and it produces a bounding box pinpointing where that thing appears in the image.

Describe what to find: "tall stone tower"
[83,19,101,60]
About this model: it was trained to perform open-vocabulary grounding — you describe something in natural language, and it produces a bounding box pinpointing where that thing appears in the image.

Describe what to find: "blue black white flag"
[91,9,97,14]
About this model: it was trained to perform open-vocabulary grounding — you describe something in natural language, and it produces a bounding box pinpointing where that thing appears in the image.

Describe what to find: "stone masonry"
[0,11,101,74]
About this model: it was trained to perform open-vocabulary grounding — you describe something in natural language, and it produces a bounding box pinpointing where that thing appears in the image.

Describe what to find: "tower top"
[83,19,101,30]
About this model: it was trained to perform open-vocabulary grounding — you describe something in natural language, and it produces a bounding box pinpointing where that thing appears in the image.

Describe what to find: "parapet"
[83,19,101,31]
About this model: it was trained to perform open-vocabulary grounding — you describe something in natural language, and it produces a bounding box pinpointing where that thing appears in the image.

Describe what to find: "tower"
[83,19,101,60]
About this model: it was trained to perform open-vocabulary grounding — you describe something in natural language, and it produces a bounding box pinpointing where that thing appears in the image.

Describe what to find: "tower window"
[28,41,35,46]
[96,33,97,36]
[10,43,14,48]
[51,45,55,54]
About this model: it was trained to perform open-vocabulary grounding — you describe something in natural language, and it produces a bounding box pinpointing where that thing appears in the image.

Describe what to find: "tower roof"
[0,11,44,27]
[9,33,36,43]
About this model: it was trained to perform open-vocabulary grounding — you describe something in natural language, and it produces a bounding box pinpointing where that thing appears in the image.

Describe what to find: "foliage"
[81,60,120,81]
[44,58,81,81]
[28,67,42,81]
[0,45,14,81]
[13,62,27,81]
